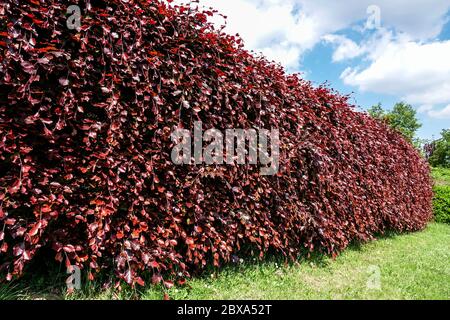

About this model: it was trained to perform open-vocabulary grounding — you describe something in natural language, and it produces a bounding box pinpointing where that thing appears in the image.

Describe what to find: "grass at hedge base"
[1,223,448,300]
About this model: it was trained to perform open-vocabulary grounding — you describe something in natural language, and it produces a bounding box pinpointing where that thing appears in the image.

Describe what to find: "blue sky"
[302,18,450,140]
[175,0,450,140]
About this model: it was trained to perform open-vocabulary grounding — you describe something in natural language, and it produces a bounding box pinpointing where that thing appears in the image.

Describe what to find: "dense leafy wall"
[0,0,432,286]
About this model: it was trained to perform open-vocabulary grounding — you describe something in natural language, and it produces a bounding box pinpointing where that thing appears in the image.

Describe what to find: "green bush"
[433,185,450,224]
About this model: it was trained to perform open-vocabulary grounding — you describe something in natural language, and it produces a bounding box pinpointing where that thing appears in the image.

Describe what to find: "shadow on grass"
[173,228,407,284]
[345,228,402,252]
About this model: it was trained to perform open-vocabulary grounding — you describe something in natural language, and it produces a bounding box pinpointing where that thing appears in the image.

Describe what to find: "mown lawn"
[432,167,450,186]
[1,223,449,300]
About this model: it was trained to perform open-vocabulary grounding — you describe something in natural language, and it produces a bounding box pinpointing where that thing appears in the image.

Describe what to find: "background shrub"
[433,186,450,224]
[428,130,450,168]
[0,0,433,287]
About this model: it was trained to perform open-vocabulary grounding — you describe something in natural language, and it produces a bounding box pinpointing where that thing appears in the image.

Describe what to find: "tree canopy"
[367,102,421,142]
[428,130,450,168]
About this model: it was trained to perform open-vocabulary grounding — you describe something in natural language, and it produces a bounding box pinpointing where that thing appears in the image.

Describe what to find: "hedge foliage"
[0,0,433,287]
[433,186,450,224]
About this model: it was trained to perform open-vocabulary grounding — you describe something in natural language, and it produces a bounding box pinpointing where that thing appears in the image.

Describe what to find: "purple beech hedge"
[0,0,432,288]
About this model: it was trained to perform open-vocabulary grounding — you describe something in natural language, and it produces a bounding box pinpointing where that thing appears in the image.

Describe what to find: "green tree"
[429,129,450,168]
[367,102,421,143]
[386,102,422,142]
[367,103,385,120]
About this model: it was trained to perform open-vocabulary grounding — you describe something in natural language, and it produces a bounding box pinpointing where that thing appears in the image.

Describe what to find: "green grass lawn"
[1,223,449,300]
[432,167,450,186]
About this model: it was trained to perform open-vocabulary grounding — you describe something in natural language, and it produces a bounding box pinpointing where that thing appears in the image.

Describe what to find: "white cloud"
[174,0,321,69]
[174,0,450,70]
[341,38,450,106]
[322,34,365,62]
[418,104,450,118]
[173,0,450,121]
[295,0,450,40]
[418,104,433,113]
